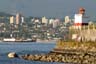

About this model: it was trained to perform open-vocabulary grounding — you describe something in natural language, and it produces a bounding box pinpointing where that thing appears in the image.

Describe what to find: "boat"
[2,38,36,42]
[3,38,16,42]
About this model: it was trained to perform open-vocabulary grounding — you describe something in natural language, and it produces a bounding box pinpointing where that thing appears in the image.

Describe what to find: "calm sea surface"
[0,42,65,64]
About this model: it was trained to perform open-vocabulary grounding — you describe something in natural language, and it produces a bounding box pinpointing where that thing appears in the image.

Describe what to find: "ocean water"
[0,42,65,64]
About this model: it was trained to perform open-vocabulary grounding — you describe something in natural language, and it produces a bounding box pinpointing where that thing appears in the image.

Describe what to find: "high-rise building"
[21,17,24,23]
[49,19,54,24]
[10,16,14,24]
[65,16,70,23]
[42,16,48,24]
[16,13,21,25]
[53,19,60,28]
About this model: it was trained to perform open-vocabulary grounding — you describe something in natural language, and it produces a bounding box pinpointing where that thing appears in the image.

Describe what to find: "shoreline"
[19,49,96,64]
[0,39,57,43]
[17,41,96,64]
[36,40,57,43]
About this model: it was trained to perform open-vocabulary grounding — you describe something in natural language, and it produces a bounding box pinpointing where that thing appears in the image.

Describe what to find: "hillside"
[0,12,12,17]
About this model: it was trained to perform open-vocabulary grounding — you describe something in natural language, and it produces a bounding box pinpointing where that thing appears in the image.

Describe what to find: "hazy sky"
[0,0,96,18]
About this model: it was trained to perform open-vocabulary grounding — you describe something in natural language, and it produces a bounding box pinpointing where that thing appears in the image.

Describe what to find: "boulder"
[8,52,18,58]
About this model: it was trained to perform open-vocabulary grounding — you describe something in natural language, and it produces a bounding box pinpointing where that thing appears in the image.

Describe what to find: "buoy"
[8,52,18,58]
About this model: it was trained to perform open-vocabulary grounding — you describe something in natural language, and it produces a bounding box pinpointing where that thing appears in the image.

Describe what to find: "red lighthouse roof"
[79,7,85,15]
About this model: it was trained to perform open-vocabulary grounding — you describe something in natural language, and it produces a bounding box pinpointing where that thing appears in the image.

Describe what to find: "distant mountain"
[0,12,12,17]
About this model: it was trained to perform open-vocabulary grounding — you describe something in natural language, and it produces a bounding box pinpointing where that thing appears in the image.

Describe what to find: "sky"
[0,0,96,19]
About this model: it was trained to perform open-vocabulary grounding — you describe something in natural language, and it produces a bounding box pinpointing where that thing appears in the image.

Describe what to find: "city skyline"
[0,0,96,19]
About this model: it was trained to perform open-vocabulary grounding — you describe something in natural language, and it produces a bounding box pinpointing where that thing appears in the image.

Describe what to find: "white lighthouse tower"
[74,8,88,29]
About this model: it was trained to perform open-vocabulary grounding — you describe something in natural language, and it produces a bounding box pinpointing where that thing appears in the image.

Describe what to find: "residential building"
[10,16,14,24]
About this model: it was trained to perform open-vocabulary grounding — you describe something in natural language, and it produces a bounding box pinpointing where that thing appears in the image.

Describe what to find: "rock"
[8,52,18,58]
[20,50,96,64]
[40,55,47,61]
[46,55,53,62]
[25,54,30,57]
[27,55,35,60]
[34,54,41,60]
[62,57,66,62]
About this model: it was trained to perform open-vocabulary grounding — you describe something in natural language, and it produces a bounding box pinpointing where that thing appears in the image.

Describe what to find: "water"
[0,42,65,64]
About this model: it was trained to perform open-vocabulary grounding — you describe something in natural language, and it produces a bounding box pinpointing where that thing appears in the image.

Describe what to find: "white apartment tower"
[21,17,24,23]
[10,16,14,24]
[65,16,70,23]
[42,16,48,24]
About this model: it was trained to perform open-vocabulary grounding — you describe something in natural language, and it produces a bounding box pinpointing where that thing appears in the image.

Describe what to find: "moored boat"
[2,38,36,42]
[3,38,16,42]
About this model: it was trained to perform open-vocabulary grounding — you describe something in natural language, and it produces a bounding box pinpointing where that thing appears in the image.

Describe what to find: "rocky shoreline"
[11,41,96,64]
[19,49,96,64]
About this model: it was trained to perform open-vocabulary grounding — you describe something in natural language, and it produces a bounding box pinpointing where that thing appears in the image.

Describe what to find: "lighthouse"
[74,8,88,29]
